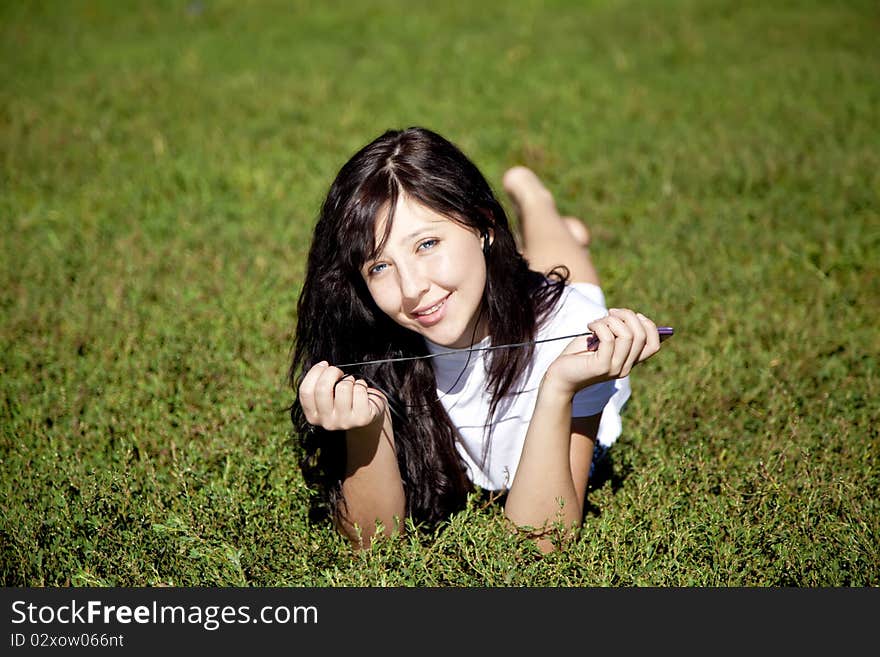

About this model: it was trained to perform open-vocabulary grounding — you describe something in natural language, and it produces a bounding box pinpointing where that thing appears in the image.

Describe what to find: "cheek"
[428,257,455,286]
[457,248,487,289]
[437,248,482,286]
[366,280,400,317]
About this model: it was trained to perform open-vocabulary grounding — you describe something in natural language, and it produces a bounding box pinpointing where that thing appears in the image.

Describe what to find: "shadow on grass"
[584,451,633,518]
[469,448,634,522]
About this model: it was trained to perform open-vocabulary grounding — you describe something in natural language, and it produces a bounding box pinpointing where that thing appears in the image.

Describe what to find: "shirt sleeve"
[572,380,616,417]
[571,376,631,446]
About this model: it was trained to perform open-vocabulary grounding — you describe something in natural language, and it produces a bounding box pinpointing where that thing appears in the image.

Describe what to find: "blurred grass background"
[1,0,878,585]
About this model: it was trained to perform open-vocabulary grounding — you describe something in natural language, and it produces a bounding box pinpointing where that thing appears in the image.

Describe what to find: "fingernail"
[636,312,646,319]
[317,360,328,367]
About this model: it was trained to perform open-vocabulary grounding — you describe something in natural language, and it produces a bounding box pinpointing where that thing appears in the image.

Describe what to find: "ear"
[477,208,496,246]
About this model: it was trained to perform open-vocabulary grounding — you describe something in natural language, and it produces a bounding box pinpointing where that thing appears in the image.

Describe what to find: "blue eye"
[418,239,438,251]
[368,262,388,275]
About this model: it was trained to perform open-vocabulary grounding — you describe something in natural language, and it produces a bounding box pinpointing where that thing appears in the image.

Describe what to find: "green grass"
[1,0,878,586]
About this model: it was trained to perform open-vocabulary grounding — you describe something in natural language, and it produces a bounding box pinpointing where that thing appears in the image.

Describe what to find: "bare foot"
[502,166,557,216]
[503,166,591,247]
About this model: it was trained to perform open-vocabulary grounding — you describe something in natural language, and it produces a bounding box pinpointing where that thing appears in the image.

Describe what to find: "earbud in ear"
[482,230,491,256]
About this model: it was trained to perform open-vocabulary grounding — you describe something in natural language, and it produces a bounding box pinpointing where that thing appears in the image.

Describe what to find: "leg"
[502,166,600,286]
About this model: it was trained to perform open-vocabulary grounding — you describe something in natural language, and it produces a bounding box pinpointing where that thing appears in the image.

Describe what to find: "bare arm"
[298,361,406,549]
[504,387,600,552]
[504,308,662,552]
[337,409,406,548]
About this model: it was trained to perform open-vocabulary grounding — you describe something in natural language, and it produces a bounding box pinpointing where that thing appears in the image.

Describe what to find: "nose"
[397,260,430,307]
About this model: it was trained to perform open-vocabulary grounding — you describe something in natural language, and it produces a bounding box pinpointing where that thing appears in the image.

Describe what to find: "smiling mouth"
[413,295,449,317]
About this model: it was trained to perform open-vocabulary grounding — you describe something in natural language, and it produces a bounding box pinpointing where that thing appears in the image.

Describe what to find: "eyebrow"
[398,219,447,244]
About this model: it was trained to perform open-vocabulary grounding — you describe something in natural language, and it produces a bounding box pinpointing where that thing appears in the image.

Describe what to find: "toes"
[501,165,537,195]
[562,216,591,247]
[502,166,555,211]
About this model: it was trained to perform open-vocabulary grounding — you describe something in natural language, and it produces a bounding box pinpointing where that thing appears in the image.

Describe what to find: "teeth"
[417,300,444,316]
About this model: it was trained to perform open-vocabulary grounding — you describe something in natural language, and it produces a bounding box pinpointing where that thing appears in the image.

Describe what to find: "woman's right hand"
[298,361,388,431]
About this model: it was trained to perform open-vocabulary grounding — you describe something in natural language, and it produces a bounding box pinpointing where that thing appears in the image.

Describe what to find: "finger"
[610,308,646,374]
[314,365,346,420]
[636,312,660,361]
[588,317,617,371]
[298,361,329,422]
[333,375,356,413]
[366,388,387,418]
[351,378,379,424]
[610,308,647,346]
[603,315,633,374]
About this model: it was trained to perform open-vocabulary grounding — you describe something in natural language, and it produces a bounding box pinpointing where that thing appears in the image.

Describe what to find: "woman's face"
[361,195,490,349]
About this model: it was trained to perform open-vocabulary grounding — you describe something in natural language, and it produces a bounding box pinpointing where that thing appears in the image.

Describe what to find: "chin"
[435,326,478,349]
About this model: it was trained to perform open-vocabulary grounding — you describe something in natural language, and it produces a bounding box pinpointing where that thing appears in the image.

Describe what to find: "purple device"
[586,326,674,352]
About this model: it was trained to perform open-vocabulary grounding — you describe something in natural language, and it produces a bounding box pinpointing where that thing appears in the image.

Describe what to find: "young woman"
[289,127,664,551]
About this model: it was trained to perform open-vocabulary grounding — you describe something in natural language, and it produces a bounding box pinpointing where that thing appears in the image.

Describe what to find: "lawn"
[1,0,878,586]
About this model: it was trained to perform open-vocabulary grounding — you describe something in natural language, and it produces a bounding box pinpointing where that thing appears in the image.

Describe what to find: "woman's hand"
[298,361,388,431]
[545,308,662,396]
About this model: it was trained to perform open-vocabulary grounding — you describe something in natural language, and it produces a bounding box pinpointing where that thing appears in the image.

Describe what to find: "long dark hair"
[289,127,567,527]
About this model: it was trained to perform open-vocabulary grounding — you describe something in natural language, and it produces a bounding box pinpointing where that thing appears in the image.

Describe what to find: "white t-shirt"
[425,282,631,491]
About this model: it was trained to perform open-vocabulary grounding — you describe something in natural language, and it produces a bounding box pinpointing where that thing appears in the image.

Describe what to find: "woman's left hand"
[544,308,662,396]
